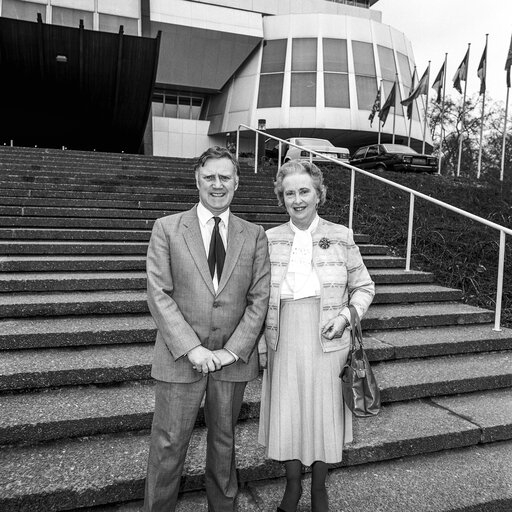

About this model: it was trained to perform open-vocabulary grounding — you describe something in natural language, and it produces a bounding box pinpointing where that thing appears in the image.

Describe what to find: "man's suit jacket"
[146,206,271,383]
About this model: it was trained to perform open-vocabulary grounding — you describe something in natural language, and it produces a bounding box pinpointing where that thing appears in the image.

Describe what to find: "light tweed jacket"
[263,217,375,353]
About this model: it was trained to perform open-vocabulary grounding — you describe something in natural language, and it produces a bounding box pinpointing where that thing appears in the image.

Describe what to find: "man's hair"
[194,146,240,176]
[274,159,327,207]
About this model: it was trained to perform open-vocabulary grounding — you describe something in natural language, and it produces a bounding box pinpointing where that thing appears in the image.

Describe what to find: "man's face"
[196,157,239,215]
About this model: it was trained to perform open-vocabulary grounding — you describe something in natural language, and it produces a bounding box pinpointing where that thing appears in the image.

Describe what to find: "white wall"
[152,117,212,158]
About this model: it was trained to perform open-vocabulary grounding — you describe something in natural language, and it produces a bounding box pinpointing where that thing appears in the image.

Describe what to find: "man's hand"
[187,346,222,374]
[321,315,347,340]
[212,349,236,368]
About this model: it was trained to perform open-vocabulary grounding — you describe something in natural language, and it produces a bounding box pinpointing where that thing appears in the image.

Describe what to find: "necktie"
[208,217,225,280]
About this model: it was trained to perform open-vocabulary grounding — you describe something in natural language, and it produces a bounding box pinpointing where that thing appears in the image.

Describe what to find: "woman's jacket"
[263,217,375,353]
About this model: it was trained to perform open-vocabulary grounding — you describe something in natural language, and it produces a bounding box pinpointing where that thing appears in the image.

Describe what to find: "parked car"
[350,144,437,173]
[266,137,350,164]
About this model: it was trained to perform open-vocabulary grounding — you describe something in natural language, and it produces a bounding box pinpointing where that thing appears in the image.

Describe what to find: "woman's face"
[282,171,319,230]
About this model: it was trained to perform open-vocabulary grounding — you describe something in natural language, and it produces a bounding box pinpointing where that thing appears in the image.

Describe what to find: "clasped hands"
[187,345,236,375]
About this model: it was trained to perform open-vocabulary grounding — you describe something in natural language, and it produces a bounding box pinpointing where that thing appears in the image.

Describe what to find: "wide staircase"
[0,146,511,512]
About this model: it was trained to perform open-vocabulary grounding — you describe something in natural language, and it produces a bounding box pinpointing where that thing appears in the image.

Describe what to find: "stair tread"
[1,393,510,509]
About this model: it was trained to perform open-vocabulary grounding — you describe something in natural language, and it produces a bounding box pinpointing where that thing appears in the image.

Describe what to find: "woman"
[258,160,375,512]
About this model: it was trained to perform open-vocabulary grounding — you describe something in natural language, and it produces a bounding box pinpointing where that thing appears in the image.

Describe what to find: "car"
[266,137,350,164]
[350,144,438,173]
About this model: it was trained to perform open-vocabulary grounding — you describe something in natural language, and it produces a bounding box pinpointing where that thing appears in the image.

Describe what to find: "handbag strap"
[348,305,364,350]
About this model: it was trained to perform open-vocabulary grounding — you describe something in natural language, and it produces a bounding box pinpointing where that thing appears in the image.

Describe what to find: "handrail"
[237,123,510,331]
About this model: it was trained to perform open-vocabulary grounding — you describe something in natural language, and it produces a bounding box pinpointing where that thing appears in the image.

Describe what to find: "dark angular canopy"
[0,16,160,153]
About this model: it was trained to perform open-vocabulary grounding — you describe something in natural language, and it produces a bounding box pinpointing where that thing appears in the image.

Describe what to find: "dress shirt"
[196,202,239,361]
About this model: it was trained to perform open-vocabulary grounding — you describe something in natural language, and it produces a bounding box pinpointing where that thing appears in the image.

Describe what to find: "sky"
[372,0,512,105]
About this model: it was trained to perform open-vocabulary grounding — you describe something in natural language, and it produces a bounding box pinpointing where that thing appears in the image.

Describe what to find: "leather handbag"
[340,305,381,417]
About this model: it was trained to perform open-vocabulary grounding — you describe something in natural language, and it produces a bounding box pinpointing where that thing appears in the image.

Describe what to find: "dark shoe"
[277,485,302,512]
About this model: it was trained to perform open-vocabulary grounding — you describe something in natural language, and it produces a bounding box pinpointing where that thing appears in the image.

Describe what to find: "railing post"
[493,230,506,332]
[236,128,240,161]
[309,152,313,164]
[406,193,415,271]
[254,131,258,174]
[348,168,355,231]
[278,141,282,172]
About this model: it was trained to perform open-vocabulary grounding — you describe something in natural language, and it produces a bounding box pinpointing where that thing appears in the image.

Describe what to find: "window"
[2,0,46,22]
[291,38,317,107]
[152,92,203,120]
[352,41,378,111]
[323,38,349,108]
[258,39,287,108]
[52,7,93,30]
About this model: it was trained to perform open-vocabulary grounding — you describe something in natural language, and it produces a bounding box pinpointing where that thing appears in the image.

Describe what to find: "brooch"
[318,237,330,249]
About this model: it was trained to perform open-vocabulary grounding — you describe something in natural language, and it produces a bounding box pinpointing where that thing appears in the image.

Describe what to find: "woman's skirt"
[258,297,352,466]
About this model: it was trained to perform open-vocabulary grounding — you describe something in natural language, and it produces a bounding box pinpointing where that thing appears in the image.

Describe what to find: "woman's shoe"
[277,486,303,512]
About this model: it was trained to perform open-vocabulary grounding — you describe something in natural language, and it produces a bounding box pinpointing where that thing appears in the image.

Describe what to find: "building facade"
[0,0,431,157]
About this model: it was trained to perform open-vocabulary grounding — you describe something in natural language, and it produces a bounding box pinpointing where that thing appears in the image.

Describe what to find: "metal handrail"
[236,123,510,331]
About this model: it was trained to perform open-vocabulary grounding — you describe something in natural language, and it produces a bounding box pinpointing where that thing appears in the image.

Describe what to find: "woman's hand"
[321,315,348,340]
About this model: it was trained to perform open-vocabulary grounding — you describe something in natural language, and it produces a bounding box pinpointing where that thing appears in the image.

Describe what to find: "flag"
[477,41,487,95]
[406,69,416,120]
[432,62,445,103]
[368,86,381,126]
[506,34,512,88]
[378,82,396,126]
[453,48,469,94]
[401,67,429,107]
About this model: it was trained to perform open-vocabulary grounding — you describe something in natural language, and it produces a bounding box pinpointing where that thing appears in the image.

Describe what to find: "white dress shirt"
[196,202,239,360]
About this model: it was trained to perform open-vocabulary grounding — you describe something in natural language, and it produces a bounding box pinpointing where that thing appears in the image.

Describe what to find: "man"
[144,146,271,512]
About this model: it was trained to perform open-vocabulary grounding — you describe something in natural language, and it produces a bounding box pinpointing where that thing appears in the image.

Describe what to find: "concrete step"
[0,228,370,244]
[0,253,401,273]
[0,196,284,214]
[0,186,280,205]
[2,335,511,394]
[0,241,387,256]
[1,390,511,511]
[0,315,155,350]
[0,180,278,201]
[0,269,432,293]
[0,206,293,223]
[0,285,462,318]
[0,303,495,351]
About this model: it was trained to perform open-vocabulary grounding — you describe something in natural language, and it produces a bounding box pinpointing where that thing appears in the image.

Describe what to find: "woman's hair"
[194,146,240,176]
[274,159,327,207]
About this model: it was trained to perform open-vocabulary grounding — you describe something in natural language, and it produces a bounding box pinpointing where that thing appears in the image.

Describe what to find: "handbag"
[340,305,381,417]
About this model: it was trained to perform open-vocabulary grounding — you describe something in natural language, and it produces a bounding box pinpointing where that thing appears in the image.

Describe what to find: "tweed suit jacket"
[146,205,271,383]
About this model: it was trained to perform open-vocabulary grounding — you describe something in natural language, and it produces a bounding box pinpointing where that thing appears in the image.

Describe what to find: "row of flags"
[368,34,512,128]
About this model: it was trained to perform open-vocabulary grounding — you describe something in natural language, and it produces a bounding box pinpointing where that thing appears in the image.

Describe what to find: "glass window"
[377,45,396,81]
[257,74,284,108]
[352,41,376,76]
[324,73,349,108]
[177,97,191,119]
[261,39,287,73]
[355,75,377,110]
[164,96,178,118]
[52,7,93,29]
[323,38,348,73]
[291,72,316,107]
[397,52,412,91]
[2,0,46,22]
[99,14,138,36]
[292,38,317,72]
[191,97,202,120]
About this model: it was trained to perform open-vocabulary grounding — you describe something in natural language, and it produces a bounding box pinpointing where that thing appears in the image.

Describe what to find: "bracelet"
[338,312,351,330]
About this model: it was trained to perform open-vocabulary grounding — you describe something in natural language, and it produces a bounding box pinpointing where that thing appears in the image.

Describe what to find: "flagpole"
[477,34,489,179]
[378,79,383,144]
[437,54,448,175]
[422,61,431,154]
[392,75,398,144]
[456,43,471,177]
[407,66,417,147]
[501,85,510,181]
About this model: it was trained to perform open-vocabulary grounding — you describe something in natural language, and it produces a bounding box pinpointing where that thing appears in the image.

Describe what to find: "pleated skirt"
[258,297,352,466]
